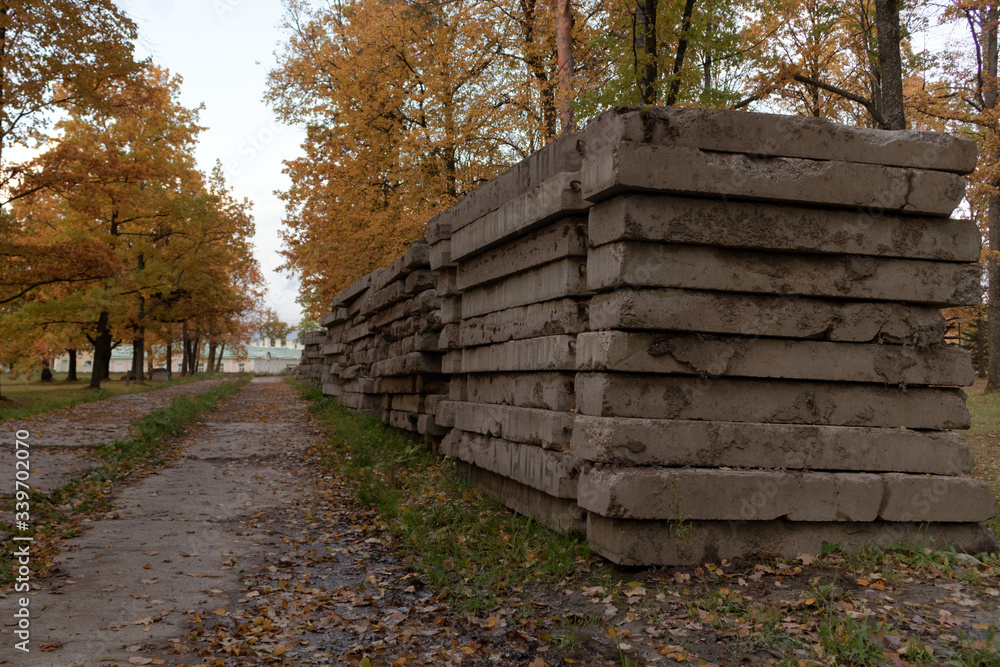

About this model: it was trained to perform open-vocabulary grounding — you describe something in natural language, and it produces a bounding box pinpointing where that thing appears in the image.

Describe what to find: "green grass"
[294,380,592,615]
[965,379,1000,536]
[0,376,249,586]
[0,371,227,423]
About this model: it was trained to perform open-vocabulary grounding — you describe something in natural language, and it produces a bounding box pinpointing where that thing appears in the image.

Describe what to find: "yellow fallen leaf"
[274,646,286,656]
[360,658,372,667]
[214,608,227,616]
[143,563,151,569]
[856,578,870,586]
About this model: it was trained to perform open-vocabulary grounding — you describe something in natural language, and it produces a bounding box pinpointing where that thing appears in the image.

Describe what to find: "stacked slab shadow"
[295,106,997,566]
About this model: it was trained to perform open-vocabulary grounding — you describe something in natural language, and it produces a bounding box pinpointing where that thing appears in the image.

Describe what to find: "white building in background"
[52,340,303,375]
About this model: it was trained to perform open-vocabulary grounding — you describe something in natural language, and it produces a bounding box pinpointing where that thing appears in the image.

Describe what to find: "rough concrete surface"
[589,288,946,345]
[576,330,975,386]
[571,415,975,475]
[588,241,982,306]
[575,372,971,429]
[582,106,978,173]
[587,195,982,262]
[583,142,966,216]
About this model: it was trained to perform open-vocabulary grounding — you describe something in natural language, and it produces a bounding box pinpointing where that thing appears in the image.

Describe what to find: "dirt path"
[2,380,230,494]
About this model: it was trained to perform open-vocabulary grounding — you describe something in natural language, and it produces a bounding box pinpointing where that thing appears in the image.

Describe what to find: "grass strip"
[0,376,250,586]
[294,380,592,615]
[0,372,230,423]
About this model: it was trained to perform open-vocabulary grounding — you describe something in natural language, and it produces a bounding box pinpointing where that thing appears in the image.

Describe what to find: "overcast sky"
[114,0,307,327]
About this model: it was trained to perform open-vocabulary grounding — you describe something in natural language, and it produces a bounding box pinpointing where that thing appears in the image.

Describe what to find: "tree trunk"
[182,321,190,377]
[131,327,145,384]
[555,0,575,131]
[874,0,906,129]
[216,344,226,372]
[208,342,218,374]
[664,0,696,106]
[635,0,657,104]
[985,6,1000,391]
[88,312,113,390]
[166,342,173,379]
[66,349,78,381]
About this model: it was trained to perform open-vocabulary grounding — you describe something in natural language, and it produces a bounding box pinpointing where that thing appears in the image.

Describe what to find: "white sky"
[114,0,307,327]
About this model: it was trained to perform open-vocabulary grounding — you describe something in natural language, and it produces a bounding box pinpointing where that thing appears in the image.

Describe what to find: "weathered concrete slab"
[439,323,461,349]
[404,269,437,295]
[449,132,585,232]
[430,239,453,270]
[436,400,457,427]
[322,342,347,356]
[459,299,588,347]
[452,402,573,449]
[387,393,425,413]
[386,409,420,431]
[442,430,579,498]
[580,467,883,522]
[339,392,381,413]
[457,461,586,534]
[322,382,343,397]
[589,242,981,306]
[442,350,464,374]
[331,273,371,308]
[386,332,439,358]
[586,514,998,567]
[344,321,372,343]
[371,352,442,377]
[451,178,591,262]
[571,415,975,475]
[426,212,452,245]
[582,107,978,174]
[320,307,350,327]
[462,335,576,373]
[417,413,447,437]
[882,475,997,522]
[440,296,462,324]
[588,195,981,262]
[456,218,588,290]
[575,372,970,429]
[583,142,966,216]
[466,372,575,411]
[448,376,466,401]
[580,467,994,523]
[374,375,447,395]
[576,331,974,386]
[589,288,946,345]
[461,258,588,319]
[437,268,459,297]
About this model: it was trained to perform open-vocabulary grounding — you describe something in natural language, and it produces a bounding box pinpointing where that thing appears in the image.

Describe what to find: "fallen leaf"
[128,659,153,666]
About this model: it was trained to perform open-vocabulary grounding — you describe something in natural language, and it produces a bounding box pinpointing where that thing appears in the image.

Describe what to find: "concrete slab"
[466,372,575,411]
[461,258,588,319]
[459,299,588,347]
[442,430,579,498]
[575,372,970,429]
[448,132,585,232]
[582,107,977,173]
[571,415,975,474]
[456,218,588,290]
[588,242,981,306]
[452,402,574,449]
[451,178,591,262]
[589,288,946,345]
[456,461,586,534]
[583,142,966,216]
[586,514,998,567]
[579,467,885,522]
[581,467,994,523]
[587,195,981,262]
[576,331,975,386]
[370,352,442,378]
[462,335,577,373]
